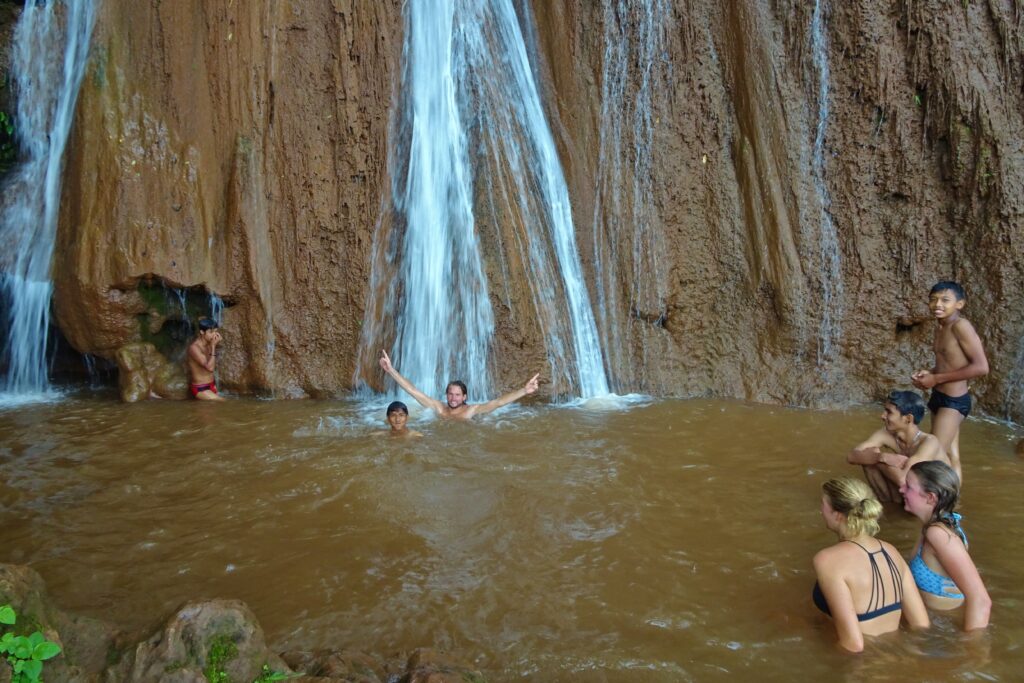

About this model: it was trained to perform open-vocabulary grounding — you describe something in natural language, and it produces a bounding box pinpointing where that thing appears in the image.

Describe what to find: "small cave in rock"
[121,274,236,363]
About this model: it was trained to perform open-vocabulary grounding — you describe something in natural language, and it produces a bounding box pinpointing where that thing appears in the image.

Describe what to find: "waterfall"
[209,293,225,326]
[0,0,96,400]
[360,0,608,400]
[810,0,843,364]
[591,0,671,393]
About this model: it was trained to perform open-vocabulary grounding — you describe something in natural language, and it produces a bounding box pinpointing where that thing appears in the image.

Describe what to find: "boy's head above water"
[885,390,926,426]
[386,401,409,431]
[386,401,409,417]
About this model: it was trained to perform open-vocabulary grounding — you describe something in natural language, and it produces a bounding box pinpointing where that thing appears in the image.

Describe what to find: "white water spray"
[0,0,96,400]
[810,0,843,364]
[591,0,671,392]
[362,0,608,399]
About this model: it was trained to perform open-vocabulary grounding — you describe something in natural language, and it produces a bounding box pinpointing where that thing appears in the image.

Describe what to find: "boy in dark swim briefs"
[911,281,988,483]
[187,318,226,401]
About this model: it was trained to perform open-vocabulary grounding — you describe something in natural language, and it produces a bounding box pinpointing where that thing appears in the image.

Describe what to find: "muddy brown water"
[0,393,1021,681]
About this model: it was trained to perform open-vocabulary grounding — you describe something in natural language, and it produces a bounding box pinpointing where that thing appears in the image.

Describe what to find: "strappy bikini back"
[812,539,904,622]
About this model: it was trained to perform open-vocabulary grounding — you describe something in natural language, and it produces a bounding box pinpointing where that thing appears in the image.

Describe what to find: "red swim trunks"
[190,381,218,398]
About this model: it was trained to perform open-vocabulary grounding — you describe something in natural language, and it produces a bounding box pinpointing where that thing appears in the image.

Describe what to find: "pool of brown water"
[0,393,1021,681]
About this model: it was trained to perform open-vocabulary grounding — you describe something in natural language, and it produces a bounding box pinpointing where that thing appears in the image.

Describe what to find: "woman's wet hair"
[822,477,883,539]
[386,400,409,416]
[886,390,926,424]
[909,460,961,529]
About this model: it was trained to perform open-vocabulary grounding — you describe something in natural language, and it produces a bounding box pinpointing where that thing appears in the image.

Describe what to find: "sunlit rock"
[115,342,187,402]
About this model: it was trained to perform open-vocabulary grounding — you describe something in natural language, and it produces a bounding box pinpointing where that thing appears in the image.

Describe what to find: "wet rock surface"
[0,564,487,683]
[0,564,120,682]
[115,342,188,402]
[106,599,286,683]
[48,0,1024,418]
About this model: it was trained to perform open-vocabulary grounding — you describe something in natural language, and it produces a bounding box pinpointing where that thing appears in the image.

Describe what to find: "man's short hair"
[446,380,468,396]
[198,317,219,332]
[886,390,926,425]
[386,400,408,416]
[929,281,966,301]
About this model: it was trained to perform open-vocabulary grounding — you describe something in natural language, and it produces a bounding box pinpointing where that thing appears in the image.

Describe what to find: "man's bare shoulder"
[862,427,897,448]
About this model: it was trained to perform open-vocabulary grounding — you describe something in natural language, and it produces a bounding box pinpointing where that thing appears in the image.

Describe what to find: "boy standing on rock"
[911,281,988,482]
[187,318,226,401]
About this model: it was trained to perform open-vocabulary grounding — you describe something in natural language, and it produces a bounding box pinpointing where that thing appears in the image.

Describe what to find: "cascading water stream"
[810,0,843,365]
[591,0,671,393]
[0,0,96,401]
[359,0,608,400]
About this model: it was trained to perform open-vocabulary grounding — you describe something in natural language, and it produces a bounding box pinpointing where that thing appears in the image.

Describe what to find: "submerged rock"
[115,342,188,402]
[280,648,383,682]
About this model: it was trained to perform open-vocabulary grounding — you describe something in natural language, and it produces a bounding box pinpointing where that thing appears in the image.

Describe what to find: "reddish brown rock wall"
[51,1,1024,419]
[54,0,402,397]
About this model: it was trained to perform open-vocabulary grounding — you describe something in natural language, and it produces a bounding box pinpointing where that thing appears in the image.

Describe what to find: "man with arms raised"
[847,390,949,503]
[379,350,539,420]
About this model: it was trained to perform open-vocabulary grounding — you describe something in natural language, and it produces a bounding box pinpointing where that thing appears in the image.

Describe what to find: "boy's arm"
[379,350,445,413]
[913,319,989,388]
[465,373,540,417]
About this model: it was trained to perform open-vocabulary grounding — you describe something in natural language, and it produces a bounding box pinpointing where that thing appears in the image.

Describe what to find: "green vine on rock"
[0,605,62,683]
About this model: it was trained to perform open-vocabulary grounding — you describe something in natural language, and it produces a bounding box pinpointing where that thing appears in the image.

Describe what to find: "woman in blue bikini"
[812,477,929,652]
[900,461,991,629]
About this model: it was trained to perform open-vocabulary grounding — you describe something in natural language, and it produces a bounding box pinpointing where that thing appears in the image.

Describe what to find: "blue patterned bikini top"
[910,513,967,600]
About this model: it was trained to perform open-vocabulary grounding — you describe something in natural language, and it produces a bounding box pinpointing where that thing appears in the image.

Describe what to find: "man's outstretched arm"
[469,373,540,417]
[379,350,445,413]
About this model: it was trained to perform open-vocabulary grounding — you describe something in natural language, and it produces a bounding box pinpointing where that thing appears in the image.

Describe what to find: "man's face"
[201,328,220,342]
[881,403,908,433]
[446,385,467,409]
[928,289,964,320]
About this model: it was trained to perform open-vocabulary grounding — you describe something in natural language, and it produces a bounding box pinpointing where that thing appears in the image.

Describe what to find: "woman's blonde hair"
[822,477,883,539]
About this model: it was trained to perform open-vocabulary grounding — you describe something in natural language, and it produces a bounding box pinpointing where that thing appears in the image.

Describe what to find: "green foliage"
[204,634,238,683]
[0,605,62,683]
[252,664,294,682]
[0,110,16,170]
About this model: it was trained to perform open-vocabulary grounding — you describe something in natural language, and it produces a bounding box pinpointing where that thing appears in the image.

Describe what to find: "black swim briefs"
[927,389,971,418]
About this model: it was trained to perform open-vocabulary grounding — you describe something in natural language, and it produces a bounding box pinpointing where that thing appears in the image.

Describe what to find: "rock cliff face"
[54,0,402,397]
[50,0,1024,417]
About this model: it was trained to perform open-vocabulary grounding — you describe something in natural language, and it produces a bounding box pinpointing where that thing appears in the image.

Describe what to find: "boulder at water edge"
[115,342,189,402]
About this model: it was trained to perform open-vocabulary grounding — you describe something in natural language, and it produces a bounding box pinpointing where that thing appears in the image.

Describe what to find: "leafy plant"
[0,605,62,683]
[204,634,238,683]
[0,110,16,168]
[252,664,294,682]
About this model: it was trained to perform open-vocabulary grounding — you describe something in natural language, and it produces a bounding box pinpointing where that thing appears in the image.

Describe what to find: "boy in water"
[847,390,949,502]
[377,401,422,438]
[911,281,989,481]
[186,318,226,401]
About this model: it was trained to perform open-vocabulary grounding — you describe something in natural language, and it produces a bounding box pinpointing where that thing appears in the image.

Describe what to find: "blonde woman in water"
[812,477,929,652]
